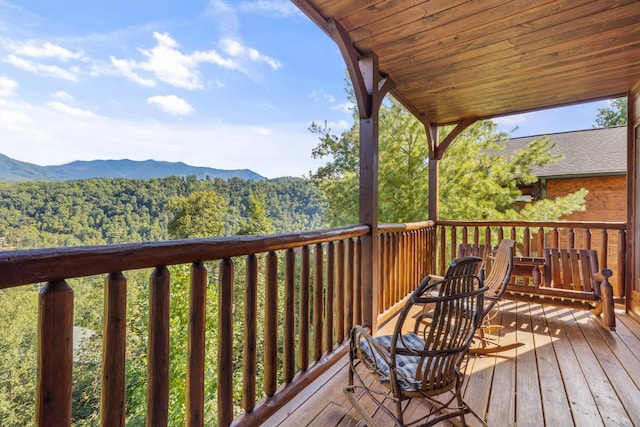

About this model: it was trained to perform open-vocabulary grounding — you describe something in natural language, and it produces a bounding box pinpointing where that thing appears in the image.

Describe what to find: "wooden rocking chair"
[468,239,525,355]
[345,256,487,426]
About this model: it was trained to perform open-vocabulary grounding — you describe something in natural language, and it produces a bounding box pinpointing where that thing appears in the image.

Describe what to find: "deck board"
[272,303,640,427]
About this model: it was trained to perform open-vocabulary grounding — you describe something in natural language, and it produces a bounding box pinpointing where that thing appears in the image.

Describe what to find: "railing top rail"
[0,224,369,289]
[378,220,435,233]
[436,220,627,230]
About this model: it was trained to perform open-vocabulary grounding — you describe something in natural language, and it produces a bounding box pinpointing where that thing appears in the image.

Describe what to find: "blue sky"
[0,0,612,178]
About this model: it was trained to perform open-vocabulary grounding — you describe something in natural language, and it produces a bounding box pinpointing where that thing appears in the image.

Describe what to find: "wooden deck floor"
[264,302,640,426]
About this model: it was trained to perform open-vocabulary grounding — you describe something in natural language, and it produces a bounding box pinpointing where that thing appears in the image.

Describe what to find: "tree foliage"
[0,174,324,426]
[594,97,627,127]
[310,96,587,224]
[167,191,227,238]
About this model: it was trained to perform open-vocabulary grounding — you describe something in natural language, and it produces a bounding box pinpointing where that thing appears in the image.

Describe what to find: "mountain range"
[0,154,265,182]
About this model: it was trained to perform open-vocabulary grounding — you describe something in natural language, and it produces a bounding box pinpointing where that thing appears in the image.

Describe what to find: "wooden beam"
[328,18,371,118]
[436,117,478,160]
[421,116,437,160]
[428,126,440,221]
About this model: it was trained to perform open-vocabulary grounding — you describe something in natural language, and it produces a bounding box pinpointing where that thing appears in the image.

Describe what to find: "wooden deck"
[264,302,640,426]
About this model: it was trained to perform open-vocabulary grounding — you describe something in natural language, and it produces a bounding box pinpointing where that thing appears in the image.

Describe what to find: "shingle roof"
[502,126,626,178]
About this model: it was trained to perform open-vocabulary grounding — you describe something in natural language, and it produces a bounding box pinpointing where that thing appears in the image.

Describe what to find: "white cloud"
[4,54,79,80]
[0,99,325,178]
[220,38,281,70]
[148,95,195,116]
[238,1,302,17]
[0,76,18,96]
[108,31,280,89]
[52,91,73,101]
[47,101,99,119]
[110,56,156,87]
[7,40,83,61]
[309,88,335,104]
[332,101,354,114]
[111,31,238,90]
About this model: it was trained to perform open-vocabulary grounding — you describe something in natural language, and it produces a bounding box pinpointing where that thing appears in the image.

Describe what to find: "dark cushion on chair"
[359,333,426,390]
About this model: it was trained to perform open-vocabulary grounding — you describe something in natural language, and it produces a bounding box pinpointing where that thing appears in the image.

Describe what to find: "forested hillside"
[0,175,324,250]
[0,175,325,426]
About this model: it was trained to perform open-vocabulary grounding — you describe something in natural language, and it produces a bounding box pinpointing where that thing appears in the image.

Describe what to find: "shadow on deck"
[264,302,640,426]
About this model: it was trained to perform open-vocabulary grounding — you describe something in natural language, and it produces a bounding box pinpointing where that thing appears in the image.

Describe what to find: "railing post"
[523,228,531,257]
[313,244,324,361]
[568,228,575,249]
[264,251,278,396]
[102,272,127,427]
[283,250,296,383]
[600,229,609,268]
[186,262,207,427]
[536,227,545,256]
[326,241,335,352]
[300,246,310,372]
[37,280,73,427]
[617,230,626,299]
[336,241,346,343]
[218,258,234,427]
[244,255,258,411]
[147,266,170,427]
[450,226,457,260]
[355,237,363,326]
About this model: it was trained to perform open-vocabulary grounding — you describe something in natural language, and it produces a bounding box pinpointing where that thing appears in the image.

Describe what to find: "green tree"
[310,96,586,224]
[166,191,227,238]
[595,97,627,127]
[236,190,275,235]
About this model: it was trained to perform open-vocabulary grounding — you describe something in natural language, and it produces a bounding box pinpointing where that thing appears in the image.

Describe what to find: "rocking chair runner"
[345,256,487,427]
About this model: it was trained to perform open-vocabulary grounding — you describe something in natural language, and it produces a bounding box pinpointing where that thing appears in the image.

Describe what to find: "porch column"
[424,119,476,273]
[329,19,394,331]
[426,124,440,222]
[629,82,640,315]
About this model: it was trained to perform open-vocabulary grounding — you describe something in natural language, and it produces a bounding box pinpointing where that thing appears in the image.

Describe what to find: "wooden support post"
[360,113,379,331]
[264,251,278,397]
[147,266,170,427]
[218,258,234,427]
[244,255,259,410]
[186,262,207,427]
[37,280,73,427]
[102,272,127,427]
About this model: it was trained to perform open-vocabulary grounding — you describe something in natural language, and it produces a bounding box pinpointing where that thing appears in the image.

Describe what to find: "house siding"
[546,175,627,222]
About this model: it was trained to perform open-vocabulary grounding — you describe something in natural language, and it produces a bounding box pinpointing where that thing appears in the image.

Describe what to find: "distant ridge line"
[0,154,265,182]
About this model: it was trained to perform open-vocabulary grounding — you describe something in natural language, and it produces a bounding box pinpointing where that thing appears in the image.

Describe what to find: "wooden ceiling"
[292,0,640,125]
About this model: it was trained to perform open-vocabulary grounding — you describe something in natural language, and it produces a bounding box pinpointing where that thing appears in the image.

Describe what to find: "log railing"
[4,218,626,426]
[377,221,435,324]
[436,220,627,300]
[0,225,369,427]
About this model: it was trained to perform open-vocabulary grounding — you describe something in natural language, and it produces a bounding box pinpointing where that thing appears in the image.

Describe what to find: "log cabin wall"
[547,176,627,223]
[545,175,627,284]
[630,83,640,316]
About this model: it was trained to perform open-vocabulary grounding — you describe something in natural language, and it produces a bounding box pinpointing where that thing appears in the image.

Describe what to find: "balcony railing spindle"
[243,255,258,412]
[264,251,278,397]
[217,259,234,427]
[147,266,170,427]
[37,280,73,427]
[101,272,127,427]
[186,262,207,427]
[283,249,296,383]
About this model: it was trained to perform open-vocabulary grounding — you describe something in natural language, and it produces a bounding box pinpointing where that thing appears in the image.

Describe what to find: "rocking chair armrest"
[350,325,392,363]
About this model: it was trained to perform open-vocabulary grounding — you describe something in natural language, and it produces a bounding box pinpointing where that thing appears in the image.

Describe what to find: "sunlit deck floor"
[265,301,640,426]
